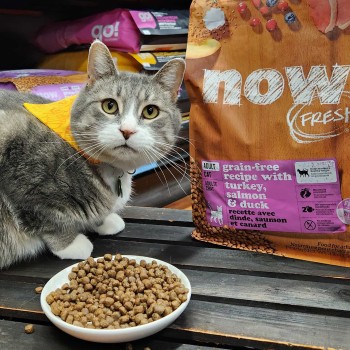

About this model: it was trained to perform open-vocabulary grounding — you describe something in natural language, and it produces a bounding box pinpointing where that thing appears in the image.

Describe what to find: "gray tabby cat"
[0,40,185,269]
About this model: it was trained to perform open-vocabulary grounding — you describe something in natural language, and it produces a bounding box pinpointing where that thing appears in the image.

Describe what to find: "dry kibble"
[24,324,34,334]
[153,304,165,315]
[46,294,55,305]
[73,320,83,327]
[87,257,96,267]
[164,306,173,316]
[171,299,181,310]
[50,302,61,316]
[104,254,112,261]
[66,315,74,324]
[152,313,161,321]
[45,254,189,330]
[119,315,130,324]
[68,272,77,280]
[35,286,43,294]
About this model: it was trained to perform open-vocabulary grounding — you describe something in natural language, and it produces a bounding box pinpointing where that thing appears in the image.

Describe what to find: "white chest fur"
[98,163,132,212]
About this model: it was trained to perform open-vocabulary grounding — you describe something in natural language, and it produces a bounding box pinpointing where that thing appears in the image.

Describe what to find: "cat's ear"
[153,58,185,101]
[87,40,118,84]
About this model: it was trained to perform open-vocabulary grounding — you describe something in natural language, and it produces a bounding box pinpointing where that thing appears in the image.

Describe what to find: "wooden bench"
[1,206,350,350]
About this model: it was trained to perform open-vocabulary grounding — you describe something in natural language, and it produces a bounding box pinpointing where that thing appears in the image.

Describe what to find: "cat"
[0,40,185,269]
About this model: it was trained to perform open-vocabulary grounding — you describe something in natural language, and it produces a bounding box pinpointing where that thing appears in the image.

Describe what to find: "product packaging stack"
[0,8,190,117]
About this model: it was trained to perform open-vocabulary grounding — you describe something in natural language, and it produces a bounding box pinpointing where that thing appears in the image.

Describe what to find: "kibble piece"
[153,304,165,315]
[66,314,74,324]
[68,272,77,280]
[104,254,112,261]
[124,301,133,311]
[69,280,78,289]
[134,305,144,314]
[152,313,161,321]
[87,257,96,266]
[119,315,130,324]
[46,294,55,305]
[103,297,114,307]
[164,306,173,316]
[77,270,86,278]
[35,286,43,294]
[171,299,181,310]
[73,320,84,327]
[60,309,69,321]
[116,270,125,281]
[24,324,34,334]
[142,278,152,289]
[50,302,61,316]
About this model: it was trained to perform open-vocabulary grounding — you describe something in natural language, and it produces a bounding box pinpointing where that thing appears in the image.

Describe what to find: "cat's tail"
[0,194,44,270]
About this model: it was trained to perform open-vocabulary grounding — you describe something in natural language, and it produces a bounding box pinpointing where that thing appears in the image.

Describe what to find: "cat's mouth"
[114,144,137,153]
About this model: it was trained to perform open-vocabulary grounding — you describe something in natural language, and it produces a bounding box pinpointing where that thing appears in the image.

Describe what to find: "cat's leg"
[94,213,125,236]
[43,233,93,260]
[0,195,46,269]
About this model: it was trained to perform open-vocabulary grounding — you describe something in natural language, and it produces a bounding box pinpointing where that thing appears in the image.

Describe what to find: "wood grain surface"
[1,207,350,349]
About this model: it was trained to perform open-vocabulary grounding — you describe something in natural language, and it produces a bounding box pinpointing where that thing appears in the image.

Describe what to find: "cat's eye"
[142,105,159,120]
[102,99,118,114]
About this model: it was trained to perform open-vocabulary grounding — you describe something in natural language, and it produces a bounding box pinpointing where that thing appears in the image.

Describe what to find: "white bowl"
[41,255,191,343]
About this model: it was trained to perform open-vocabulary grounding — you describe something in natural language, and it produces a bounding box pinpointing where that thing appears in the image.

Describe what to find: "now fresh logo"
[91,22,120,41]
[202,65,350,143]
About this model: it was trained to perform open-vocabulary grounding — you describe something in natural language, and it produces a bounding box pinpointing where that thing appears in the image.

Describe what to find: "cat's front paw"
[53,234,93,260]
[94,213,125,235]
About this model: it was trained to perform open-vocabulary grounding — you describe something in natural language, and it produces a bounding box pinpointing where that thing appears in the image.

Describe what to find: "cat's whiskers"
[55,141,104,174]
[153,136,192,159]
[158,137,201,175]
[152,140,190,181]
[141,149,170,194]
[83,143,109,165]
[146,148,189,195]
[153,141,189,166]
[144,149,174,195]
[153,151,189,183]
[148,147,191,184]
[173,134,197,149]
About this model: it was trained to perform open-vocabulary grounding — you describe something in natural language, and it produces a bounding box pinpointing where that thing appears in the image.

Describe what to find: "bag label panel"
[202,159,345,233]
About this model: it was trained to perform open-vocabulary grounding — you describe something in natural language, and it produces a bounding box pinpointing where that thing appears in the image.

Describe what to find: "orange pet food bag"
[185,0,350,266]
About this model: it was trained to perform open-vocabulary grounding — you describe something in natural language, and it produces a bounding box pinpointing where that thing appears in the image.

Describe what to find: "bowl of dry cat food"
[40,254,191,343]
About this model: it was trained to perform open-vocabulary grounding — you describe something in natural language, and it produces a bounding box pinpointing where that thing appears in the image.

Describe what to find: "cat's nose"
[120,129,135,140]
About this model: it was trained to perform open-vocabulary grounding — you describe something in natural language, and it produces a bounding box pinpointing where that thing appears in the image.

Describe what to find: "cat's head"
[71,40,185,170]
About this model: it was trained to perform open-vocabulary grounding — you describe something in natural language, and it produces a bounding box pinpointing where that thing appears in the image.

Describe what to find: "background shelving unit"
[0,0,192,207]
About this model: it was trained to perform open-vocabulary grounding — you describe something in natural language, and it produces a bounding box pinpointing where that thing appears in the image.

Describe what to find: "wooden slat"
[122,206,193,226]
[118,223,196,245]
[0,319,224,350]
[187,269,350,314]
[86,240,350,281]
[2,208,350,350]
[2,261,350,317]
[1,283,350,350]
[3,239,350,282]
[169,300,350,350]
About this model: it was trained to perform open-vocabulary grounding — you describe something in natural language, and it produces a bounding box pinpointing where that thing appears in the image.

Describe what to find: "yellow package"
[39,50,142,73]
